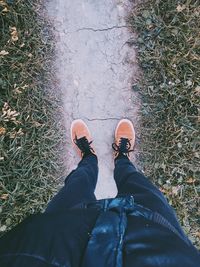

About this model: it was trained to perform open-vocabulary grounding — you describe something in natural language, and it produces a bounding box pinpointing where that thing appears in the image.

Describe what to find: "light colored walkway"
[46,0,140,199]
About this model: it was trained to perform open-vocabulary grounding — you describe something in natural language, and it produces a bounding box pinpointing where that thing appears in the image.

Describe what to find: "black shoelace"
[112,137,133,157]
[73,135,95,156]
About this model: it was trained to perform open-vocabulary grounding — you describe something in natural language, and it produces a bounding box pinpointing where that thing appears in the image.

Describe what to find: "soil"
[45,0,140,199]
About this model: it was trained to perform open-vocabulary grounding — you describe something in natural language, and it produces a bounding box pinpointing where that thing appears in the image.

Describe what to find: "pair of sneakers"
[71,119,135,159]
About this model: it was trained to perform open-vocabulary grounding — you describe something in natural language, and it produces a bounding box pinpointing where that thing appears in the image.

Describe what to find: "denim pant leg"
[45,154,98,213]
[114,157,186,236]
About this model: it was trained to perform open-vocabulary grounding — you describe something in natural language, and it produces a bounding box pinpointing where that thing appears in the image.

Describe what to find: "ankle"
[115,153,129,161]
[82,152,97,160]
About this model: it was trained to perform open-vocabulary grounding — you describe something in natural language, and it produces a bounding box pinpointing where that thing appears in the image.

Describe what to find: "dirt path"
[45,0,140,199]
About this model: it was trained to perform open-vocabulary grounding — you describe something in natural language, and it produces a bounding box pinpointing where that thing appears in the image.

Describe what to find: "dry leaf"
[2,102,20,122]
[0,194,9,200]
[171,185,181,196]
[194,86,200,96]
[9,131,16,139]
[0,1,7,6]
[20,43,25,48]
[33,121,42,127]
[14,88,23,94]
[0,50,9,56]
[194,232,200,238]
[10,26,18,42]
[186,178,196,184]
[0,127,6,135]
[176,4,186,12]
[13,84,28,94]
[17,128,24,135]
[0,0,8,12]
[8,128,24,139]
[2,6,8,12]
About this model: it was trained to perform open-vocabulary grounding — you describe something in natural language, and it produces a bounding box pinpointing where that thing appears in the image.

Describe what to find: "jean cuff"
[115,153,129,162]
[80,153,98,163]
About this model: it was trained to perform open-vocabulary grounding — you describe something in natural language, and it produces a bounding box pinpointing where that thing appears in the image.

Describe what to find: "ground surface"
[45,0,140,199]
[1,0,199,248]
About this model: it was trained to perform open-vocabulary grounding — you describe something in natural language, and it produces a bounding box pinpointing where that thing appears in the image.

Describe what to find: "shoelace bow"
[73,135,95,155]
[112,137,133,156]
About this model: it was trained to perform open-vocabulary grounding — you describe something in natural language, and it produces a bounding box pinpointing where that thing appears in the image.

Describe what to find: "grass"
[0,0,199,251]
[130,0,200,247]
[0,0,65,234]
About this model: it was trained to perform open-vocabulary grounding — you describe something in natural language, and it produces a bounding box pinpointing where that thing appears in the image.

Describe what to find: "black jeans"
[45,154,184,236]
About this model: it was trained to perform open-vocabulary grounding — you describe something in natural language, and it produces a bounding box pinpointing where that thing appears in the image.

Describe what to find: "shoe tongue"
[76,136,88,142]
[78,136,86,140]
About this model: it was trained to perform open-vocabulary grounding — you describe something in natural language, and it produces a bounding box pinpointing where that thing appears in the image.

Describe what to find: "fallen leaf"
[176,4,186,12]
[186,178,196,184]
[0,50,9,56]
[0,194,9,200]
[3,102,9,110]
[171,185,181,196]
[2,102,20,122]
[2,6,8,12]
[10,26,18,42]
[0,127,6,135]
[19,43,25,48]
[17,128,24,135]
[194,86,200,96]
[14,88,23,94]
[9,131,16,139]
[13,84,28,94]
[0,1,7,6]
[33,121,42,127]
[194,232,200,238]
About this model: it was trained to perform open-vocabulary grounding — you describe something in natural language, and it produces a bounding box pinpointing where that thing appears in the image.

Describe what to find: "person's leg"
[45,119,98,213]
[114,155,185,235]
[45,154,98,213]
[112,119,185,236]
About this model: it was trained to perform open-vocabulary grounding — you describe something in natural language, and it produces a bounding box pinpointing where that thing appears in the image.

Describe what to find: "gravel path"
[46,0,140,199]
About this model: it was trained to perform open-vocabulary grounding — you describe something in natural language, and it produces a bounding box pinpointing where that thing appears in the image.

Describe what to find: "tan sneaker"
[112,119,135,159]
[70,119,96,158]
